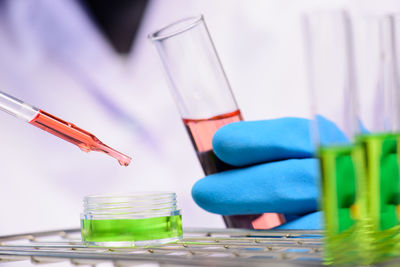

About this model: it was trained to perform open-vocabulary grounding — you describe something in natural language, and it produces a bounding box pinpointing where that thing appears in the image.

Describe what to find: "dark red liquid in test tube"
[29,110,131,166]
[183,109,285,229]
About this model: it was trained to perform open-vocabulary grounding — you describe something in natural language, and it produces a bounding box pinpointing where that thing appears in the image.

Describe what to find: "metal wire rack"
[0,228,324,266]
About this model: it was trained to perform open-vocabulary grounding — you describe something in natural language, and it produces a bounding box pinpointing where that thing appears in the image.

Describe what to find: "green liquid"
[319,145,364,234]
[320,133,400,265]
[81,215,182,245]
[356,133,400,263]
[357,133,400,231]
[319,145,366,265]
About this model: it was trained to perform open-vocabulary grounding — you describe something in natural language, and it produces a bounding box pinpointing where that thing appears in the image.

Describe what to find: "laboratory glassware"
[353,14,400,263]
[149,15,284,229]
[81,192,182,247]
[0,90,131,166]
[303,10,366,265]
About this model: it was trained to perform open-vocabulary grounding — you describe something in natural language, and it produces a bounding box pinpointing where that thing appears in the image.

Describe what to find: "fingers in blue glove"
[212,116,347,167]
[192,158,319,215]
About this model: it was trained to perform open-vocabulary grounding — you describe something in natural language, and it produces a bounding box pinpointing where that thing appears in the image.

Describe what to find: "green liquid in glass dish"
[81,215,182,245]
[81,193,183,247]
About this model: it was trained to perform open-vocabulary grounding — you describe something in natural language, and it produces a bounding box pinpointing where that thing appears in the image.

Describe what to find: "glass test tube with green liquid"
[318,136,400,264]
[304,10,367,265]
[306,11,400,265]
[352,14,400,263]
[318,144,367,264]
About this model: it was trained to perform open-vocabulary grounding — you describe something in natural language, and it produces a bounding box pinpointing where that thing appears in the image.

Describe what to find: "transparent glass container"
[149,15,284,230]
[81,192,182,247]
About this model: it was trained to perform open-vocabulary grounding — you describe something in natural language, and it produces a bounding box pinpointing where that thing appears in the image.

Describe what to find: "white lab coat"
[0,0,398,240]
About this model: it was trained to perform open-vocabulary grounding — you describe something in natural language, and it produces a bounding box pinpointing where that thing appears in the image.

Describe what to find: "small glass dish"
[81,192,182,247]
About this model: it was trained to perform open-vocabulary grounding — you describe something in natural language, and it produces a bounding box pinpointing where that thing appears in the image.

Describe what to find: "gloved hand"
[191,116,347,229]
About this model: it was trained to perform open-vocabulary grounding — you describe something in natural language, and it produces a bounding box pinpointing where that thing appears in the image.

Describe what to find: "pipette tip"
[118,154,132,167]
[28,109,132,166]
[119,159,131,167]
[97,143,132,167]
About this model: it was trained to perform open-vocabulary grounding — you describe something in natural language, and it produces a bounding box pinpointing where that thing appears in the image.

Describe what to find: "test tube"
[354,15,400,133]
[353,14,400,262]
[303,10,366,265]
[149,15,284,229]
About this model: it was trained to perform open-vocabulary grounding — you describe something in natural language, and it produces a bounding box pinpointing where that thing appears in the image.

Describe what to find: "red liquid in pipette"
[29,110,131,166]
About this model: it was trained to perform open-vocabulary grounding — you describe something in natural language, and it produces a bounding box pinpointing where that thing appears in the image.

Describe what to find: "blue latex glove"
[192,116,347,229]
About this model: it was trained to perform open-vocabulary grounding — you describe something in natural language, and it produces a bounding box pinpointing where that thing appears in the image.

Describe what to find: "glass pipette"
[0,91,131,166]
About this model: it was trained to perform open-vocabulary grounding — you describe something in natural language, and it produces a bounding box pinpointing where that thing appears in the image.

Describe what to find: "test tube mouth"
[148,15,204,41]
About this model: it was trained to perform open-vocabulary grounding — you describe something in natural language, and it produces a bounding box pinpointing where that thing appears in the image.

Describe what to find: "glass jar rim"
[84,192,175,201]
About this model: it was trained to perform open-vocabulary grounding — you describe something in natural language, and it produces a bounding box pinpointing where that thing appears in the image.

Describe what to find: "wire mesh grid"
[0,228,325,266]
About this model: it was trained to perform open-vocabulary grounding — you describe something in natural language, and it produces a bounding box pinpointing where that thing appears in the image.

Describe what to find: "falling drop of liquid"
[118,160,130,167]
